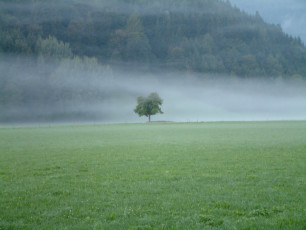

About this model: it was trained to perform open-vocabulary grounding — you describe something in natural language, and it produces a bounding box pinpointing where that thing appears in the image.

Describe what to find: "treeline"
[0,51,114,122]
[1,0,306,78]
[1,0,306,122]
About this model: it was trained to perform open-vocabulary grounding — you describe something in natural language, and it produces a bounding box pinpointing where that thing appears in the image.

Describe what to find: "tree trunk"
[148,114,151,122]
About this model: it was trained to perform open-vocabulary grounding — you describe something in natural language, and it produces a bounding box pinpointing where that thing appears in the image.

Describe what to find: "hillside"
[1,0,306,78]
[1,0,306,123]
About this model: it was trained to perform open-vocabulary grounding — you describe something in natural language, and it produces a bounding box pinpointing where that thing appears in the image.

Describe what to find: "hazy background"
[1,55,305,125]
[229,0,306,44]
[1,0,306,125]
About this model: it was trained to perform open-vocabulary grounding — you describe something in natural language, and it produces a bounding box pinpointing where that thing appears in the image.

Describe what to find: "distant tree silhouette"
[134,93,163,122]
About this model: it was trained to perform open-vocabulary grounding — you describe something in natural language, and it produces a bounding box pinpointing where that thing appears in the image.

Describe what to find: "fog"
[0,0,232,25]
[1,0,306,125]
[1,55,306,126]
[229,0,306,44]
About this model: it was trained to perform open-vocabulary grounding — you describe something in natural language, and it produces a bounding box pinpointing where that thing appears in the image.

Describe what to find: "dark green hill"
[1,0,306,78]
[1,0,306,123]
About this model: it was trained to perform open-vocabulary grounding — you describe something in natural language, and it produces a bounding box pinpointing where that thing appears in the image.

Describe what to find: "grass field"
[0,121,305,229]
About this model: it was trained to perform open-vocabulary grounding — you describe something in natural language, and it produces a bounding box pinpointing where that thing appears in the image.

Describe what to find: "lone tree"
[134,92,163,122]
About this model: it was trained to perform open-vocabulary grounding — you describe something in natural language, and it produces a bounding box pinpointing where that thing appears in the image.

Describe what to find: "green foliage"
[0,121,305,229]
[36,36,73,63]
[0,52,111,122]
[1,0,306,122]
[134,92,163,122]
[0,0,306,78]
[125,14,152,63]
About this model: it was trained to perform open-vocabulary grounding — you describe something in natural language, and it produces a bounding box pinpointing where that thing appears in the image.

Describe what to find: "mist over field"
[1,0,306,125]
[1,2,306,228]
[1,55,305,125]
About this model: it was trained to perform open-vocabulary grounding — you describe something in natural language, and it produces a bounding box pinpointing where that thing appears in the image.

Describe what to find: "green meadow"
[0,121,305,229]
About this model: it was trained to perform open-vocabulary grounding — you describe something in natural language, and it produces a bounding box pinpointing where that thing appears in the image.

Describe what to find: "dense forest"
[1,0,306,77]
[1,0,306,122]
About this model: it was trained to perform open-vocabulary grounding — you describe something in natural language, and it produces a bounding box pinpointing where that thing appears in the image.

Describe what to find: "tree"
[125,14,152,63]
[134,93,163,122]
[36,36,72,63]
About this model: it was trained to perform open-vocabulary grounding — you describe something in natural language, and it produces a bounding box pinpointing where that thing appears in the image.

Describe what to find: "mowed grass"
[0,121,305,229]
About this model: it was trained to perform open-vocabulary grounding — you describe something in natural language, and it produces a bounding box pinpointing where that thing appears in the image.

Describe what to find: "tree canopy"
[0,0,306,78]
[1,0,306,123]
[134,93,163,122]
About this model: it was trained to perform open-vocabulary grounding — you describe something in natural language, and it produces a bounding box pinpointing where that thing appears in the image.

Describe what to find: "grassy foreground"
[0,121,305,229]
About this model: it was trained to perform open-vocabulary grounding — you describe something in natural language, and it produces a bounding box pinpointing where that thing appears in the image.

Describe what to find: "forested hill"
[1,0,306,79]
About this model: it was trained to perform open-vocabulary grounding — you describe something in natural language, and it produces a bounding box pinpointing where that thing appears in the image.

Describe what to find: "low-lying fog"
[1,56,306,125]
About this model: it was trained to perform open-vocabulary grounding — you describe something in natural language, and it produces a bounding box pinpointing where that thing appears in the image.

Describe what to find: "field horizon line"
[1,119,305,129]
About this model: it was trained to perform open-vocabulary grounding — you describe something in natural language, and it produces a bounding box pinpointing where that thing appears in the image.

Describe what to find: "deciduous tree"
[134,93,163,122]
